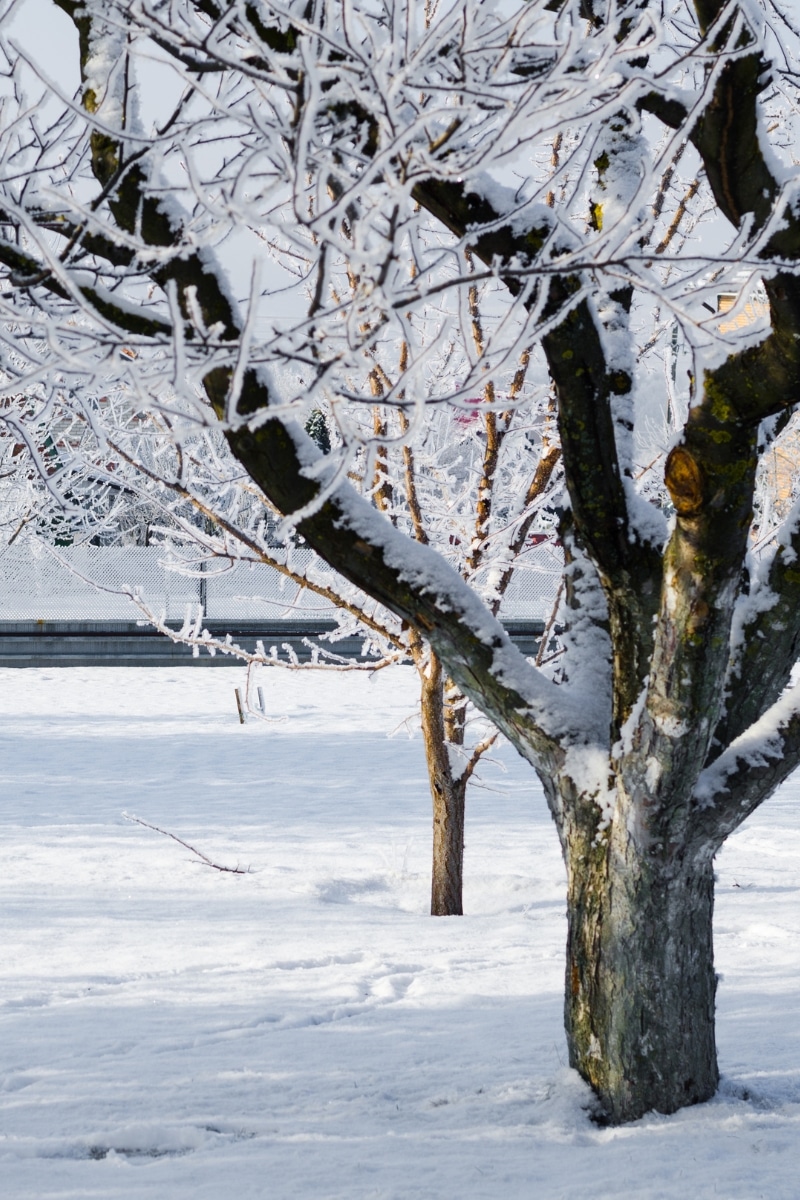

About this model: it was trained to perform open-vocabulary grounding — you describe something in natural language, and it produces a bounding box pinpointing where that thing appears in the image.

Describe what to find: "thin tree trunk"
[418,651,467,916]
[564,819,718,1123]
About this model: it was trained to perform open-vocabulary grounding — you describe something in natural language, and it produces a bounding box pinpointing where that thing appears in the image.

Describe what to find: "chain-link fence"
[0,542,562,624]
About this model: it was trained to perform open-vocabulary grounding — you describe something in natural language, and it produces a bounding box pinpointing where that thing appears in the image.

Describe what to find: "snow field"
[0,667,798,1198]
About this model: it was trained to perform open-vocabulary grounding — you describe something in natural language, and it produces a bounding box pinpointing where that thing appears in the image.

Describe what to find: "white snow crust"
[1,667,799,1198]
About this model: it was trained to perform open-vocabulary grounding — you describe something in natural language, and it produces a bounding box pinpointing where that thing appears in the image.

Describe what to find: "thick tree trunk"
[564,830,718,1124]
[419,653,466,916]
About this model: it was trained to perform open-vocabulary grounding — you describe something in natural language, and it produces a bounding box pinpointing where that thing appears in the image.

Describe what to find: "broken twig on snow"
[122,812,250,874]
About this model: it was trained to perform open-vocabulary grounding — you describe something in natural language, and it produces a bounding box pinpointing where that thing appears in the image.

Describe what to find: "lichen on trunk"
[562,796,718,1123]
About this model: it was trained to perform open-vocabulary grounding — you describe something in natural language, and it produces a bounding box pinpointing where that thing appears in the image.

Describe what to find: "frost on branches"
[3,0,800,1123]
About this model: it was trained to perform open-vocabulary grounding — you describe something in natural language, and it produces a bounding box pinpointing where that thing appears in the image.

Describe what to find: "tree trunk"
[419,652,467,916]
[429,765,466,917]
[564,827,718,1124]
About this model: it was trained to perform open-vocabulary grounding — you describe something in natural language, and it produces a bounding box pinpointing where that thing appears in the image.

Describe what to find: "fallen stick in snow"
[122,812,250,874]
[234,687,246,724]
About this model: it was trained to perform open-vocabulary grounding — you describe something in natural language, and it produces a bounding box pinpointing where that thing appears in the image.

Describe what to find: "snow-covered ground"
[0,667,799,1199]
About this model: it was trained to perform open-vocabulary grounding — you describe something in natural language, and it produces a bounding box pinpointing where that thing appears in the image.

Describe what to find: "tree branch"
[711,519,800,758]
[692,686,800,849]
[122,812,250,873]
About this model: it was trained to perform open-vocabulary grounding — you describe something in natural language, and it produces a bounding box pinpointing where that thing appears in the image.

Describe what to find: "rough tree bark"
[564,821,718,1123]
[418,651,467,917]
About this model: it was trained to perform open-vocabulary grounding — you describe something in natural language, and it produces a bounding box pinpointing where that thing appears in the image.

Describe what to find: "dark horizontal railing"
[0,619,547,667]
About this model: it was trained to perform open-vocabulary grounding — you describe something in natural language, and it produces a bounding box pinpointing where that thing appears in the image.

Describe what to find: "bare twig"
[461,731,499,784]
[535,577,565,668]
[655,179,700,255]
[122,812,251,873]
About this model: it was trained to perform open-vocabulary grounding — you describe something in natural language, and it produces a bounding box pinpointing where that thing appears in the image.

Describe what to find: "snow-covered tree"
[343,330,562,919]
[48,296,562,920]
[4,0,800,1123]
